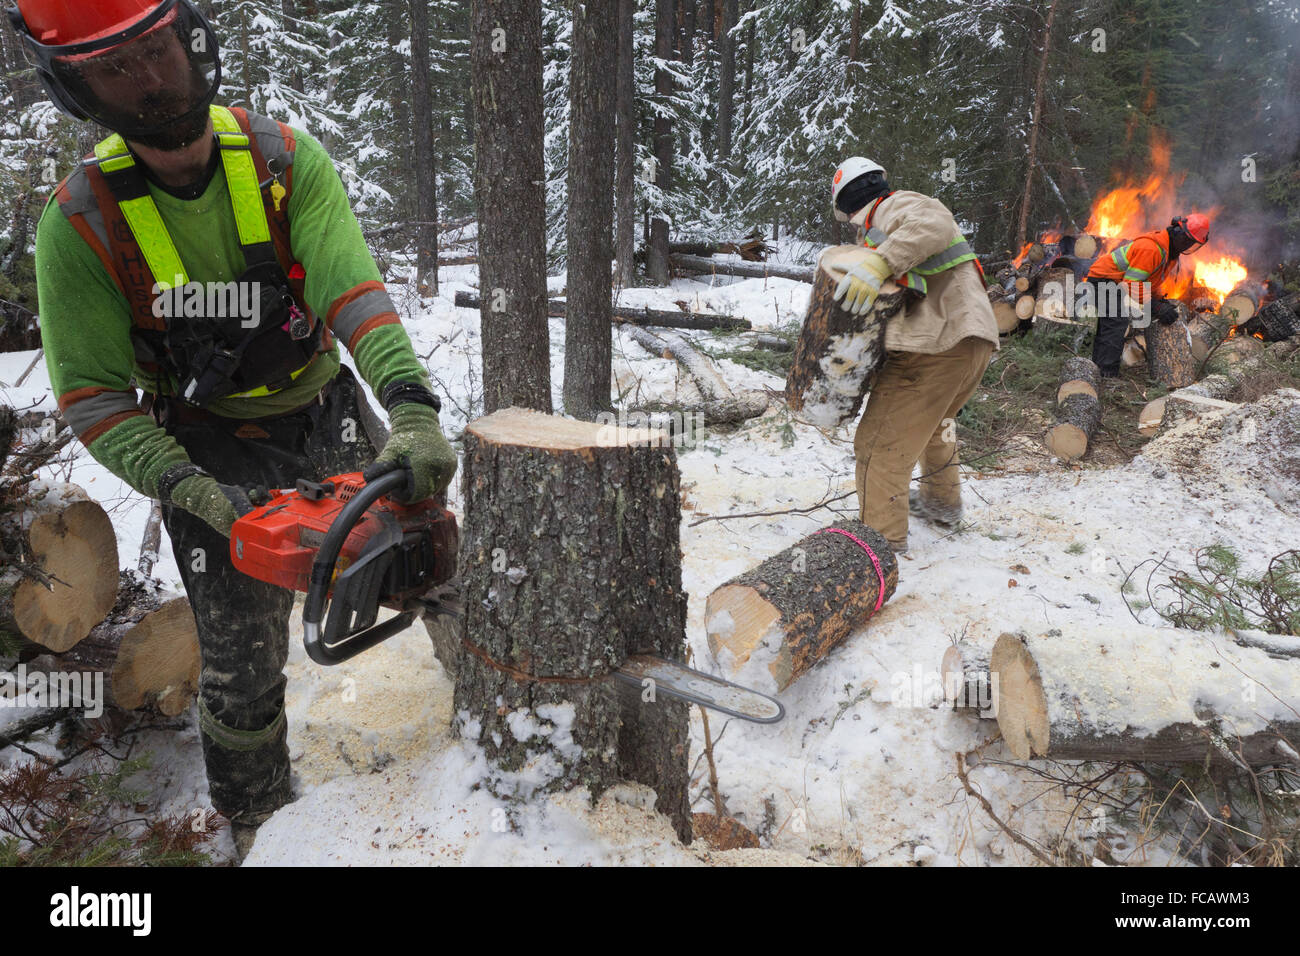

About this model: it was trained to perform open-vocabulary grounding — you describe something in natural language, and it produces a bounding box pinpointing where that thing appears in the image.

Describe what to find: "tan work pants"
[853,336,994,548]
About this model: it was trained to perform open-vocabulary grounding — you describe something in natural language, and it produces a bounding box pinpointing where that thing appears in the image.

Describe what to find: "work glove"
[830,249,893,315]
[1153,299,1179,326]
[170,474,269,537]
[363,402,457,503]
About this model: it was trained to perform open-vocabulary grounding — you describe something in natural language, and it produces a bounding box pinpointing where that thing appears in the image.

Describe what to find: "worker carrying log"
[1081,214,1209,377]
[827,157,1000,552]
[15,0,457,860]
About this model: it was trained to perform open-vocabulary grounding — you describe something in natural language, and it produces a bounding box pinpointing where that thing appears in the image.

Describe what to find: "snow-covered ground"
[4,252,1297,867]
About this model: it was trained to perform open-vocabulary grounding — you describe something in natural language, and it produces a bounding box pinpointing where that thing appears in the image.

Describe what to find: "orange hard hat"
[12,0,164,47]
[1172,213,1210,246]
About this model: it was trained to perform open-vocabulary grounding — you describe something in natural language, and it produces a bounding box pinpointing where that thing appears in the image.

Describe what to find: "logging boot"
[909,488,962,529]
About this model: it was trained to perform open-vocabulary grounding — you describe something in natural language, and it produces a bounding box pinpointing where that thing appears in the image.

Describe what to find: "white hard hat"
[831,156,887,214]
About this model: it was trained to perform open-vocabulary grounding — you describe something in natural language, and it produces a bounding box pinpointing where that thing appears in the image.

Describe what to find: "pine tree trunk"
[563,0,617,420]
[647,0,676,286]
[715,0,738,192]
[409,0,440,293]
[614,0,637,287]
[453,408,690,841]
[1015,0,1059,250]
[472,0,553,413]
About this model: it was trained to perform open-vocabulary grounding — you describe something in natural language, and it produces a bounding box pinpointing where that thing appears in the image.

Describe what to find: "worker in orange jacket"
[1083,214,1209,376]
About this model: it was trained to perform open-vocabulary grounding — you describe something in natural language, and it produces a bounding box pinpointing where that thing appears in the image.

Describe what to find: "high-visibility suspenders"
[861,196,983,293]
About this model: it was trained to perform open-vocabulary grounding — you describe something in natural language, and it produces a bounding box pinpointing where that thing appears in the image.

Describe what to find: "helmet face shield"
[29,0,220,148]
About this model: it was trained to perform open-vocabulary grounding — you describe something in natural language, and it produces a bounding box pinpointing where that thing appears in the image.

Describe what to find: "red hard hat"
[1185,213,1210,244]
[14,0,164,46]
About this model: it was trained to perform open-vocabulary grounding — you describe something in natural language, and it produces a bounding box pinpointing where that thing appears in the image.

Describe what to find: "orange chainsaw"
[230,468,458,665]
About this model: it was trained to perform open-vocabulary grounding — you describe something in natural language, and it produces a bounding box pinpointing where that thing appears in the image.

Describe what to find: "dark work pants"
[1086,280,1132,377]
[159,367,379,824]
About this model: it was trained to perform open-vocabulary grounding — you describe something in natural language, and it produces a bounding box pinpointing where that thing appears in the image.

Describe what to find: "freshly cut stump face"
[988,635,1050,760]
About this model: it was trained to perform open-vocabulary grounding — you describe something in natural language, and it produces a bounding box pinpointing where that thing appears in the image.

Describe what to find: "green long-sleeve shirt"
[35,115,427,499]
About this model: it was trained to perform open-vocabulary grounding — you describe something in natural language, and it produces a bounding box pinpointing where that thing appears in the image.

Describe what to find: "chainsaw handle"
[303,468,409,664]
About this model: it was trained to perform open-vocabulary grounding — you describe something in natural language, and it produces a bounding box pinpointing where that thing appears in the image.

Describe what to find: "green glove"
[365,402,457,502]
[170,474,265,537]
[831,249,893,315]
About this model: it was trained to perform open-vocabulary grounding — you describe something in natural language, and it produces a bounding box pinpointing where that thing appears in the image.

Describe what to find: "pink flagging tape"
[815,527,887,613]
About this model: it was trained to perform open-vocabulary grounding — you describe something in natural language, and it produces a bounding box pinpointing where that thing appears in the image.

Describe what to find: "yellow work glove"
[830,250,893,315]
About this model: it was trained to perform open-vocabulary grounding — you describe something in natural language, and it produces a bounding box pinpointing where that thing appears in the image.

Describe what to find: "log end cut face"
[112,596,200,714]
[14,500,119,652]
[990,633,1051,760]
[704,585,791,694]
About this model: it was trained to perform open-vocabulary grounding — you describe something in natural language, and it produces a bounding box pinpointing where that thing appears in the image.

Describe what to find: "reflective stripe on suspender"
[863,225,978,296]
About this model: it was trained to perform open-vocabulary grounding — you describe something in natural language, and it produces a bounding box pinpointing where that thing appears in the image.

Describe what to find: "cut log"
[1045,392,1100,461]
[1187,310,1233,361]
[1218,332,1266,364]
[1220,281,1265,324]
[623,326,769,425]
[1121,335,1146,368]
[26,577,200,716]
[941,640,996,716]
[704,520,898,694]
[1136,338,1300,434]
[1144,312,1197,388]
[0,482,119,653]
[1013,275,1031,293]
[1072,234,1099,260]
[785,245,910,427]
[991,629,1300,766]
[1031,268,1077,323]
[670,252,815,283]
[992,298,1020,334]
[668,238,774,261]
[1250,299,1300,342]
[453,407,690,841]
[452,291,751,331]
[1056,356,1100,403]
[1014,295,1036,321]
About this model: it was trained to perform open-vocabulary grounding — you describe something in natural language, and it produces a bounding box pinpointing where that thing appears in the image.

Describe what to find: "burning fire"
[1082,132,1250,310]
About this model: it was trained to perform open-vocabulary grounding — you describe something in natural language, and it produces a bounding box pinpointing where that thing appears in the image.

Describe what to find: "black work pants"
[1085,279,1133,377]
[158,366,380,825]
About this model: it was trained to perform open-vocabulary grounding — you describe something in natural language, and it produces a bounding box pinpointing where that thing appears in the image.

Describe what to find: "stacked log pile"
[989,232,1103,335]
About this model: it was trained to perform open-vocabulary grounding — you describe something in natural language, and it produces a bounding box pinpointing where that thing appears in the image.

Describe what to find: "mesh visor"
[49,2,218,140]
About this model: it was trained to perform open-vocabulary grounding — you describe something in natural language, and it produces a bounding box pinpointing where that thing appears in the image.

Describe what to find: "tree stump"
[785,245,910,426]
[1,481,119,653]
[453,407,691,841]
[704,520,898,693]
[991,629,1300,766]
[1145,308,1197,388]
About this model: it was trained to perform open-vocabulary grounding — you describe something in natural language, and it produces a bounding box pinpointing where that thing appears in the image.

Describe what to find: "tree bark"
[941,640,996,716]
[454,408,690,841]
[1015,0,1059,250]
[705,520,899,693]
[1145,310,1197,388]
[1220,281,1265,324]
[785,246,910,427]
[614,0,637,287]
[715,0,738,193]
[472,0,552,413]
[647,0,675,285]
[991,629,1300,766]
[1045,392,1100,462]
[408,0,440,293]
[564,0,618,420]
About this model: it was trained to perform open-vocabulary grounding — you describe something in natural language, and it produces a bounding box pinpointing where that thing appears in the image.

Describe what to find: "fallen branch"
[452,291,751,331]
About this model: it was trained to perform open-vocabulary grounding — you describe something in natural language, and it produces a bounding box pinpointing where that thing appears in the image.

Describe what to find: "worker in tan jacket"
[827,157,1000,552]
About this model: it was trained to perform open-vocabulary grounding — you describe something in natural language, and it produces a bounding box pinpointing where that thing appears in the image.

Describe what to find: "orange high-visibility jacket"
[1087,229,1176,302]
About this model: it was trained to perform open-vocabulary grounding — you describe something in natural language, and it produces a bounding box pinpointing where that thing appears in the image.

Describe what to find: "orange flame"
[1192,256,1248,303]
[1085,136,1181,239]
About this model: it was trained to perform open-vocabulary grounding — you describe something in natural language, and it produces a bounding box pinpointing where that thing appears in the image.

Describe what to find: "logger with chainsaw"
[14,0,457,859]
[1081,213,1209,377]
[827,157,1000,553]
